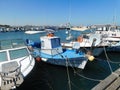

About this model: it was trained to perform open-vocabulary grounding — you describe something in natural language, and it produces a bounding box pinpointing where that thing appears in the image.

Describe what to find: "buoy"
[88,55,95,61]
[35,56,41,62]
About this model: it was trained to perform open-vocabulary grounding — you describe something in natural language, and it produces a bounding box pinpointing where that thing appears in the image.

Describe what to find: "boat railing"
[0,55,30,76]
[18,54,33,72]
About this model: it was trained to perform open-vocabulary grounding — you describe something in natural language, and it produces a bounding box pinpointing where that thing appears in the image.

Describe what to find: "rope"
[95,57,120,64]
[55,49,72,90]
[108,60,120,64]
[66,57,102,82]
[70,80,81,90]
[65,56,72,90]
[103,46,113,73]
[55,48,102,82]
[75,72,102,82]
[55,47,106,85]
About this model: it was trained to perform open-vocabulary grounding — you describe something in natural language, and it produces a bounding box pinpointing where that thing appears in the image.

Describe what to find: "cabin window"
[9,48,29,60]
[51,38,60,48]
[0,51,8,62]
[41,41,44,48]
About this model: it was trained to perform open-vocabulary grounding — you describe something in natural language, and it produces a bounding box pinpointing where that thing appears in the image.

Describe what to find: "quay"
[92,68,120,90]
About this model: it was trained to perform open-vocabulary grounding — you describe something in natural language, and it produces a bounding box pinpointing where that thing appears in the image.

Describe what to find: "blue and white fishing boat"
[0,39,35,90]
[28,32,94,69]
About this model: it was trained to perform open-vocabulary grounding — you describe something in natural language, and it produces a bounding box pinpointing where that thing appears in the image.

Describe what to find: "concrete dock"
[92,68,120,90]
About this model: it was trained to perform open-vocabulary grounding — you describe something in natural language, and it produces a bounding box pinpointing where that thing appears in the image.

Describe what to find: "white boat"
[65,29,74,40]
[25,30,45,34]
[94,26,120,51]
[71,26,89,31]
[66,33,73,40]
[62,33,108,56]
[95,26,120,38]
[0,39,35,90]
[28,32,94,69]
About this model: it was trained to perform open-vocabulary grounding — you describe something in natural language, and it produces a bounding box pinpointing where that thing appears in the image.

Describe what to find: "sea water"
[0,30,120,90]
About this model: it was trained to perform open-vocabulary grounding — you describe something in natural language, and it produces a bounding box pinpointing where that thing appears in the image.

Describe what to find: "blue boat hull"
[36,49,88,69]
[41,57,88,69]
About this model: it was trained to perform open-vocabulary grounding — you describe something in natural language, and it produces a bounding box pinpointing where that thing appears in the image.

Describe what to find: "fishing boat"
[27,32,94,69]
[62,33,108,56]
[0,39,35,90]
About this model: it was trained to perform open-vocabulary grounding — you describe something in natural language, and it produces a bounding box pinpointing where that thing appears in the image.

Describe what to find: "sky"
[0,0,120,26]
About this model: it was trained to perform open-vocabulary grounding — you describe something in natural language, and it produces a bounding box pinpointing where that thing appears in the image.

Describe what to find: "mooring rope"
[65,56,72,90]
[67,59,102,82]
[55,48,102,83]
[55,49,72,90]
[103,46,113,73]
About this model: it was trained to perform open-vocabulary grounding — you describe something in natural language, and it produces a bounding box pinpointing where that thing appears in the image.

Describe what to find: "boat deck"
[34,49,86,59]
[92,68,120,90]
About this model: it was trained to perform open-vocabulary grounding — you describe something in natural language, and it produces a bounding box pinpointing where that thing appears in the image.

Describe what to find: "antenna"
[113,8,116,27]
[112,0,118,27]
[68,0,71,23]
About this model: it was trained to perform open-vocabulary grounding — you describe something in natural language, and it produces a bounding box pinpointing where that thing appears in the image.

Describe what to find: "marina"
[0,30,120,90]
[1,0,120,89]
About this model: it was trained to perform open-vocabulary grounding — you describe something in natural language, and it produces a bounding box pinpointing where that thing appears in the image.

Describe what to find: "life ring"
[77,36,83,43]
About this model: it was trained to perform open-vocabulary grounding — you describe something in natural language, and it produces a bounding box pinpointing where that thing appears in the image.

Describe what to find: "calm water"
[0,30,120,90]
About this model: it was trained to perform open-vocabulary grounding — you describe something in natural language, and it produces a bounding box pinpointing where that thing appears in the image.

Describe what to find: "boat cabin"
[40,35,63,55]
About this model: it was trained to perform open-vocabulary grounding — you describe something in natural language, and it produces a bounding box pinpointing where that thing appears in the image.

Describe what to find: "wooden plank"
[92,74,117,90]
[118,87,120,90]
[114,69,120,76]
[92,68,120,90]
[105,77,120,90]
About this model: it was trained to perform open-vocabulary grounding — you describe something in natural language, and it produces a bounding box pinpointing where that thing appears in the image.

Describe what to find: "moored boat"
[93,26,120,52]
[62,33,108,56]
[27,32,94,69]
[71,26,89,31]
[25,30,45,34]
[0,39,35,90]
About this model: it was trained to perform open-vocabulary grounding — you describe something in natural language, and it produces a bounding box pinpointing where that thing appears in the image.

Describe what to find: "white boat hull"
[61,42,104,56]
[25,31,45,34]
[0,39,35,90]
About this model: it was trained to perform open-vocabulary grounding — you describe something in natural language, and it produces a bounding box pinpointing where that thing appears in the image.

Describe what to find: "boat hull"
[41,57,88,69]
[107,46,120,52]
[62,42,104,56]
[33,48,88,69]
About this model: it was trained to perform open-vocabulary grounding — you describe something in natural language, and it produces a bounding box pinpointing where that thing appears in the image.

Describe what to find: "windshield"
[9,48,29,60]
[0,51,8,62]
[51,38,61,48]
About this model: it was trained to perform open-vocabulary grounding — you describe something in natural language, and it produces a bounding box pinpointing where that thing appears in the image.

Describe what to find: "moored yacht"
[93,26,120,52]
[62,33,108,56]
[0,39,35,90]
